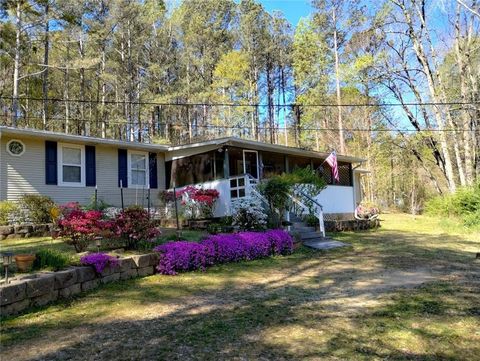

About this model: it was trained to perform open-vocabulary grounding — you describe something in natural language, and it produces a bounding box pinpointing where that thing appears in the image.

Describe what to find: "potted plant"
[14,254,36,272]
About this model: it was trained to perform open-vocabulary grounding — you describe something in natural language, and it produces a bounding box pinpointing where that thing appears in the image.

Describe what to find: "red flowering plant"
[113,206,161,250]
[57,203,114,252]
[179,186,220,219]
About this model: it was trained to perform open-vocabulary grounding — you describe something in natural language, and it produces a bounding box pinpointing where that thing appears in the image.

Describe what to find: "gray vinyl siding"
[0,136,166,207]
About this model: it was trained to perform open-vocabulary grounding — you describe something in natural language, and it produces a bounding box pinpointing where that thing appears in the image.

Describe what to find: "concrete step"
[291,226,316,233]
[289,215,303,222]
[303,239,348,250]
[300,231,323,240]
[291,221,308,227]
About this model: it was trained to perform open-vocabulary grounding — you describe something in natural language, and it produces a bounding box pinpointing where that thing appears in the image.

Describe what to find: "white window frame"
[58,143,85,187]
[127,150,149,189]
[6,139,26,156]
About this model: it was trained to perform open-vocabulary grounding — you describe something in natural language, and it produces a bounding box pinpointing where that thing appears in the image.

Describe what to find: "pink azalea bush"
[178,186,220,219]
[80,252,119,273]
[113,206,161,250]
[154,229,293,275]
[58,202,114,252]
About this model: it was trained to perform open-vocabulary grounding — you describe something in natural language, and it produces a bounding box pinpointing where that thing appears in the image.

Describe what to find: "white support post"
[285,210,291,232]
[318,209,325,237]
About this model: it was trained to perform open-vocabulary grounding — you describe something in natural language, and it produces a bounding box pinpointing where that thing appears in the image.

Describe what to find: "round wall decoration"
[6,139,25,156]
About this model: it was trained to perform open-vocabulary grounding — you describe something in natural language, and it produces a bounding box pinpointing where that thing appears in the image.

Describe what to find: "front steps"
[289,216,348,250]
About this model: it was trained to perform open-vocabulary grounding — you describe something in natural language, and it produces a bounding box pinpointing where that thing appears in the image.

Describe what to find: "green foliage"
[0,201,18,225]
[259,166,326,216]
[303,214,318,227]
[425,183,480,227]
[266,210,281,229]
[207,217,234,234]
[258,175,291,214]
[20,194,56,224]
[84,195,110,211]
[33,249,71,271]
[284,166,326,192]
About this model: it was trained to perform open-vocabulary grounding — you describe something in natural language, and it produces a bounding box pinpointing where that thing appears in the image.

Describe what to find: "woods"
[0,0,479,207]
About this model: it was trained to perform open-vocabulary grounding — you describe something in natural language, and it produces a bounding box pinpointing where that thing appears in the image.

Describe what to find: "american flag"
[325,151,340,183]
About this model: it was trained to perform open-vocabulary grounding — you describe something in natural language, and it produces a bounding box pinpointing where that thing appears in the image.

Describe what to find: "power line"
[2,115,478,132]
[1,95,480,107]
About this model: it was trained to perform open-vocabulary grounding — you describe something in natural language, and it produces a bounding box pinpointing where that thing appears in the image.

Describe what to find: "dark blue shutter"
[149,152,158,189]
[118,149,128,188]
[85,145,96,187]
[45,141,57,185]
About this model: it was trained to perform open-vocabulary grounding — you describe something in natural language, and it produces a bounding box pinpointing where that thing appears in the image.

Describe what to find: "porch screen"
[288,156,311,171]
[261,152,285,178]
[313,159,352,186]
[166,150,224,188]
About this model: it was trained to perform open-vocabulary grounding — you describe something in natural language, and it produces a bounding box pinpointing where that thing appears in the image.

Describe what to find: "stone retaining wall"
[0,253,160,317]
[324,218,380,232]
[0,224,53,240]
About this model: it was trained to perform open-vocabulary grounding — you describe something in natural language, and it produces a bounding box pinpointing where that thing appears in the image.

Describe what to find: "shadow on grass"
[1,229,479,360]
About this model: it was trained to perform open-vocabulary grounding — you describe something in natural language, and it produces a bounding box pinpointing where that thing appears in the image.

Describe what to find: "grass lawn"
[1,214,479,360]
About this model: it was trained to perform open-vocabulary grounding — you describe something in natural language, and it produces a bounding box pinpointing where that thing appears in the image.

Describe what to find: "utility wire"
[1,115,478,132]
[1,95,480,107]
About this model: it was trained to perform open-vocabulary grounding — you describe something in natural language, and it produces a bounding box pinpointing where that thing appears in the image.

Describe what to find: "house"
[0,126,366,219]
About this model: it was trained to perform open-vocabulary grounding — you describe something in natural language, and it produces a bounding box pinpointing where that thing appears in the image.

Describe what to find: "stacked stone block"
[0,253,160,317]
[324,218,380,232]
[0,223,53,240]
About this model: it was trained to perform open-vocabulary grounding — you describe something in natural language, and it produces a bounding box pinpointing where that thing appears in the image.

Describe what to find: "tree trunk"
[399,1,457,192]
[42,1,50,130]
[455,4,475,185]
[64,44,70,133]
[101,45,107,138]
[332,6,346,154]
[12,1,22,126]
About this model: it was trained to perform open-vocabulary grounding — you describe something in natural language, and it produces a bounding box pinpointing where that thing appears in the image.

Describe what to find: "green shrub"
[425,182,480,227]
[283,166,326,190]
[303,214,318,227]
[33,249,71,271]
[258,175,291,213]
[0,201,18,225]
[20,194,56,224]
[84,195,110,211]
[258,166,326,227]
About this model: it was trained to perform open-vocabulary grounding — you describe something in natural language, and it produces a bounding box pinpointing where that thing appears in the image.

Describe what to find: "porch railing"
[228,174,325,237]
[229,174,268,206]
[287,190,325,237]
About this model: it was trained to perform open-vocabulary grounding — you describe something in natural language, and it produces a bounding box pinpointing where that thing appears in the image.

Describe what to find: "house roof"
[0,127,366,163]
[168,137,366,163]
[0,126,170,152]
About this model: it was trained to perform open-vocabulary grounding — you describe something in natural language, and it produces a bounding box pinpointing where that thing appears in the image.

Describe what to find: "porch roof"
[168,137,366,163]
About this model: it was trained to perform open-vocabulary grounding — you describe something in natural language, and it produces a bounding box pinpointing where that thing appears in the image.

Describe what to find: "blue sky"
[259,0,312,26]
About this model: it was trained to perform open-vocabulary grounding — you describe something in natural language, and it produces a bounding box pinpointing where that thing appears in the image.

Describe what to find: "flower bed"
[154,229,293,275]
[80,253,119,273]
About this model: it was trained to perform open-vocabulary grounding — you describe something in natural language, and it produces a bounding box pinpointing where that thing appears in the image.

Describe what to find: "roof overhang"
[168,137,366,163]
[0,128,366,163]
[0,126,170,152]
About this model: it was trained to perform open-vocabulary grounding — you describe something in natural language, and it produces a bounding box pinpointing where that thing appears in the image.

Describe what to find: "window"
[58,143,85,186]
[6,139,25,156]
[128,151,149,188]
